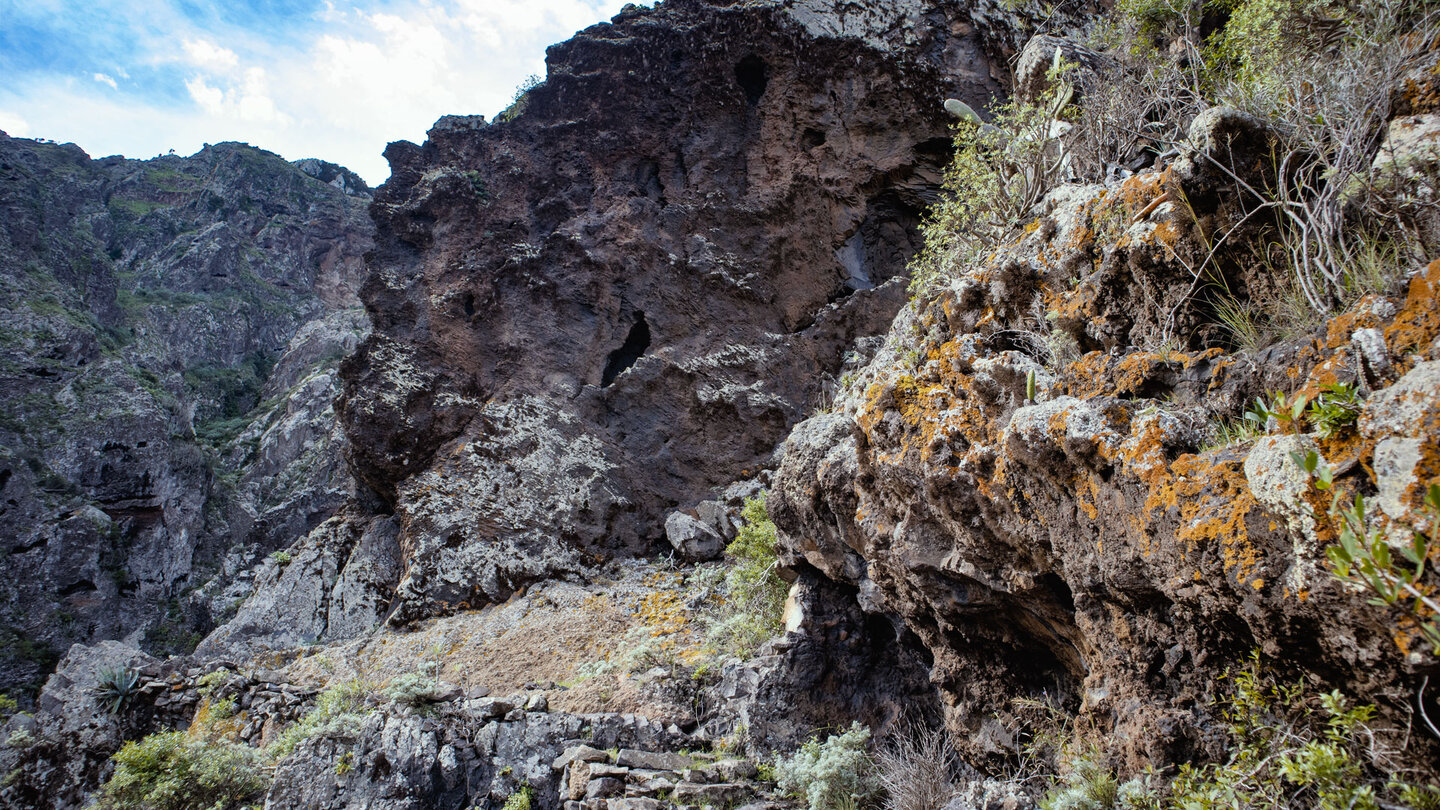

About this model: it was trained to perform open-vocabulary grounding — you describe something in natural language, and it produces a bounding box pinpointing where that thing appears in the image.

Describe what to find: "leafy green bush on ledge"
[702,494,790,659]
[777,722,883,810]
[96,731,267,810]
[1035,653,1440,810]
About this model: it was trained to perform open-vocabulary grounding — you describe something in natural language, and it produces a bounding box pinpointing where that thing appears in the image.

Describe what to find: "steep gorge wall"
[0,135,372,697]
[307,0,1015,630]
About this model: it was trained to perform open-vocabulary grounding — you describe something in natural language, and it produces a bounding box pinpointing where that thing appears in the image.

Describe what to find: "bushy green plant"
[195,668,231,697]
[4,728,36,750]
[266,677,371,760]
[97,731,267,810]
[497,74,543,123]
[910,81,1073,295]
[1203,0,1348,100]
[1300,450,1440,655]
[776,722,883,810]
[384,672,443,709]
[1305,382,1363,439]
[93,666,141,715]
[704,495,790,658]
[502,782,535,810]
[1040,654,1439,808]
[1046,763,1164,810]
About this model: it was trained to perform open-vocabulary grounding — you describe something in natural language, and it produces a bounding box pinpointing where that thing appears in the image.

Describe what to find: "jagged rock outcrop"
[769,109,1440,771]
[322,0,1013,629]
[0,134,372,698]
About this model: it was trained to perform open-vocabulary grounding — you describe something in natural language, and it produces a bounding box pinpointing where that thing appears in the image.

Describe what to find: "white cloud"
[0,110,31,138]
[184,67,288,125]
[2,0,638,184]
[181,38,240,71]
[93,72,118,89]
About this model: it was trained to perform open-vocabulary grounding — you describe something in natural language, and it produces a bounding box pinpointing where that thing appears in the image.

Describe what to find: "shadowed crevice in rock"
[735,54,769,105]
[601,313,651,387]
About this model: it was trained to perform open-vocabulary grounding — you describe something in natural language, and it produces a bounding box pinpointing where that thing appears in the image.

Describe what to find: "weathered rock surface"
[326,0,1016,626]
[0,133,372,697]
[770,123,1440,772]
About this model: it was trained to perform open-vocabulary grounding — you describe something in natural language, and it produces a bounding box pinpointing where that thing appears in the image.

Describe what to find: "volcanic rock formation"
[306,0,1011,631]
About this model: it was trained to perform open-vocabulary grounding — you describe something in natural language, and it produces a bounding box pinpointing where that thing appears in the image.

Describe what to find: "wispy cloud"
[0,0,637,184]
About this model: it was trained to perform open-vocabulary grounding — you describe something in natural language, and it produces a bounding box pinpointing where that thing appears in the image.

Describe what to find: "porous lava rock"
[335,0,1012,623]
[770,130,1440,773]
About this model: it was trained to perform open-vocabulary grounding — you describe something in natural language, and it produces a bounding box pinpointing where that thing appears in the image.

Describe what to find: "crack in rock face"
[334,0,1007,623]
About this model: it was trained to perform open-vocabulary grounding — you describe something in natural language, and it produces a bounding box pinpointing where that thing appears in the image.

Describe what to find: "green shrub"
[1299,450,1440,656]
[1304,382,1362,439]
[266,677,370,760]
[502,782,535,810]
[703,495,790,659]
[909,84,1071,295]
[776,722,883,810]
[383,672,443,709]
[1035,654,1440,808]
[497,74,543,123]
[97,731,267,810]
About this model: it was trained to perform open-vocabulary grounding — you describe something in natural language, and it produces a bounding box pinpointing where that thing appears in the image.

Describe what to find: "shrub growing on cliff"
[1036,654,1440,808]
[266,677,371,760]
[703,495,789,658]
[384,672,444,711]
[1295,448,1440,660]
[777,722,883,810]
[97,731,267,810]
[909,83,1074,295]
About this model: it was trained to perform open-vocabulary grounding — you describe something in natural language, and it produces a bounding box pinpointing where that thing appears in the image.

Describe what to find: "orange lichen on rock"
[1324,294,1391,349]
[1063,348,1224,399]
[1385,259,1440,356]
[1115,409,1265,587]
[1118,171,1166,216]
[1168,455,1263,585]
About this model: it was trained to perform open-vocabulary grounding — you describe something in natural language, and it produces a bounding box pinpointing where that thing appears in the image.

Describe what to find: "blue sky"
[0,0,634,184]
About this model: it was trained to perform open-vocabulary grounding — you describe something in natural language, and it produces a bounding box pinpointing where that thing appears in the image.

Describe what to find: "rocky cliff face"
[769,111,1440,770]
[10,0,1438,808]
[311,0,1010,628]
[0,135,372,698]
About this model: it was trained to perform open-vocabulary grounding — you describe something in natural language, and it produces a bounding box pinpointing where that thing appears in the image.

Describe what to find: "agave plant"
[94,666,141,715]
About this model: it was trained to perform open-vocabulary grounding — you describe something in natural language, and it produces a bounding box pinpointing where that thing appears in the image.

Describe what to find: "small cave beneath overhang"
[735,54,768,105]
[601,312,651,387]
[835,192,925,294]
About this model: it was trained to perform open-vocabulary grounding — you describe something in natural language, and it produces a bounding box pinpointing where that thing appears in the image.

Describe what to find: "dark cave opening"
[601,312,651,387]
[735,55,768,105]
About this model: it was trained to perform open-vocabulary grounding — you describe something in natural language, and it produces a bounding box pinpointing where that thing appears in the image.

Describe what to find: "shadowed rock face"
[337,0,1007,622]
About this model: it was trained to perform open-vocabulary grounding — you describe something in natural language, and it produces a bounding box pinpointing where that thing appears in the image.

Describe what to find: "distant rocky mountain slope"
[0,134,372,698]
